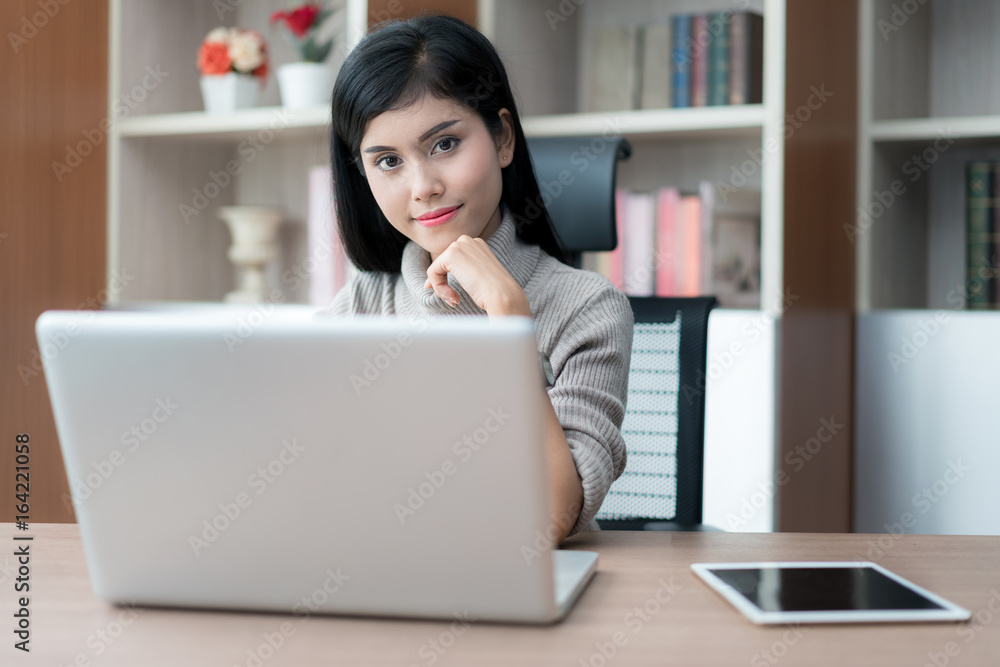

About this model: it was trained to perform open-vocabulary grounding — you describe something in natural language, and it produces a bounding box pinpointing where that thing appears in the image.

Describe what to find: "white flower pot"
[277,62,333,110]
[200,73,259,114]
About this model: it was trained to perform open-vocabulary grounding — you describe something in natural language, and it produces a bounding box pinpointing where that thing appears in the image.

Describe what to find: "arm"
[494,285,633,542]
[543,286,633,538]
[456,255,583,543]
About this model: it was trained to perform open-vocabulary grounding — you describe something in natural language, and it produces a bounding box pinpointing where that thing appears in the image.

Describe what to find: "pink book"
[680,194,702,295]
[690,15,709,107]
[307,165,338,306]
[655,187,680,296]
[609,187,628,291]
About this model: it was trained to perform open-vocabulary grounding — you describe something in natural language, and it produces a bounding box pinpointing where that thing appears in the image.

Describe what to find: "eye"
[374,154,400,171]
[433,137,459,154]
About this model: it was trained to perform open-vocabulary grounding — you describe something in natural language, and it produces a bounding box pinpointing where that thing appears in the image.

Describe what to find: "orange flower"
[198,41,231,75]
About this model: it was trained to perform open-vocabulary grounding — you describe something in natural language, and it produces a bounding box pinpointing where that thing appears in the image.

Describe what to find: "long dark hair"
[330,14,570,272]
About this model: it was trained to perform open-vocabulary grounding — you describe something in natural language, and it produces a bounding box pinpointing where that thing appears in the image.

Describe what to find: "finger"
[425,251,465,307]
[424,273,460,307]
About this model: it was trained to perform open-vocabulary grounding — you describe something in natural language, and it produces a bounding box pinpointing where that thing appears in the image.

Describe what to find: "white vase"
[217,206,283,304]
[277,62,333,110]
[200,73,259,114]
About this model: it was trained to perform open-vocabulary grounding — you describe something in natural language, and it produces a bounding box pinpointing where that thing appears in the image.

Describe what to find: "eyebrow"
[362,119,461,154]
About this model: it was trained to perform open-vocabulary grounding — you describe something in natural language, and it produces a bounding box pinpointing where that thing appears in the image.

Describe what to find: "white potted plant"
[270,2,341,110]
[197,27,269,114]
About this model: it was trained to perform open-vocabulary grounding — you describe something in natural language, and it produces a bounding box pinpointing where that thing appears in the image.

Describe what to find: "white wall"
[703,310,777,532]
[855,311,1000,535]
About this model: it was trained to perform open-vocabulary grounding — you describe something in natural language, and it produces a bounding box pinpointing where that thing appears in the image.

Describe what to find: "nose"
[411,160,444,202]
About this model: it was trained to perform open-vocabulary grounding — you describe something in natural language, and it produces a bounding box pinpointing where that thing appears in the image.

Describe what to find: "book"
[655,187,680,296]
[708,12,731,106]
[586,24,641,112]
[966,161,998,310]
[679,193,702,295]
[608,187,628,291]
[729,12,764,105]
[698,180,716,295]
[623,191,657,296]
[306,165,355,306]
[640,23,672,109]
[671,15,691,108]
[690,15,709,107]
[307,165,338,306]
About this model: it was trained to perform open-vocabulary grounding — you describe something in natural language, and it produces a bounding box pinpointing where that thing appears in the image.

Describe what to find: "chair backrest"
[525,135,632,264]
[597,296,717,529]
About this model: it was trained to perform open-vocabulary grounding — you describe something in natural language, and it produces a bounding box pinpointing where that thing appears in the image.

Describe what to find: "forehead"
[361,95,478,146]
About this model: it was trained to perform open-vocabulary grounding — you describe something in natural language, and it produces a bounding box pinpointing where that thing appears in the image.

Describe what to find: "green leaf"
[314,39,333,62]
[301,37,334,63]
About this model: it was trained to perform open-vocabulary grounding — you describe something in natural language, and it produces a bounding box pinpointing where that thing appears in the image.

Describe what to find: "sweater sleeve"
[546,284,633,537]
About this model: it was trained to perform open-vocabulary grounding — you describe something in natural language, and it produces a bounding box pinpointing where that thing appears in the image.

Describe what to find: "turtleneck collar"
[399,205,540,315]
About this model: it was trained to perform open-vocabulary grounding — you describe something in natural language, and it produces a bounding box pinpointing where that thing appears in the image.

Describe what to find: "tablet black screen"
[709,567,945,612]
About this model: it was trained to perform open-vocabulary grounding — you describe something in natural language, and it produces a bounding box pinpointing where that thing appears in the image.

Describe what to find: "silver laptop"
[36,306,597,624]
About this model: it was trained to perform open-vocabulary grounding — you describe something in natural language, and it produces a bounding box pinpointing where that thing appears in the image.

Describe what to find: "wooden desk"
[3,524,998,666]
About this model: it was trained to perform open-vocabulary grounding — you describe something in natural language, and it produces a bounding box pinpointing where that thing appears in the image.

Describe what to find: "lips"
[415,205,461,227]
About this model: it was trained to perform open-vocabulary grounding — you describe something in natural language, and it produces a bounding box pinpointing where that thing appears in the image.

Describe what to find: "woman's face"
[359,94,514,261]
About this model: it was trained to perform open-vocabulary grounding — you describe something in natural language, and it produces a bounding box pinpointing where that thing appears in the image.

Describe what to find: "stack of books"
[584,11,764,112]
[582,183,761,308]
[965,162,1000,310]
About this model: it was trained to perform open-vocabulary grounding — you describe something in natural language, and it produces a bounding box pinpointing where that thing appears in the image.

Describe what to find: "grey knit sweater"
[318,208,633,536]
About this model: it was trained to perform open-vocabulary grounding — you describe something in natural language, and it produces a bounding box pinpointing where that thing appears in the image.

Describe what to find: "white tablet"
[691,561,971,624]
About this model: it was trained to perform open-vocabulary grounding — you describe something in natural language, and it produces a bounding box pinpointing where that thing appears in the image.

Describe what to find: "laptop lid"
[37,308,568,623]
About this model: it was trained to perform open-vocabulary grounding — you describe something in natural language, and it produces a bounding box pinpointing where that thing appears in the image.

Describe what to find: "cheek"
[454,148,502,196]
[365,175,401,214]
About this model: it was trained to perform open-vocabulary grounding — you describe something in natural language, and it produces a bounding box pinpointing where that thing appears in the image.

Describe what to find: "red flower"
[270,4,321,39]
[198,42,231,75]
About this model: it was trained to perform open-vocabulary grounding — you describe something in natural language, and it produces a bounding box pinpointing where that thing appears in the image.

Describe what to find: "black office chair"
[526,136,719,531]
[525,135,632,267]
[595,296,718,531]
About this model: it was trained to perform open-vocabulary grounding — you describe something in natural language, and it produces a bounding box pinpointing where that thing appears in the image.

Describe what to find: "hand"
[423,235,531,317]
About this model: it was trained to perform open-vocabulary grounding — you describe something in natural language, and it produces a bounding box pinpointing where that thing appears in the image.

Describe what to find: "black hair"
[330,14,571,272]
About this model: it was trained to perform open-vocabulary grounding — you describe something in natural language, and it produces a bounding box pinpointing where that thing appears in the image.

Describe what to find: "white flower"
[228,29,264,72]
[204,26,230,44]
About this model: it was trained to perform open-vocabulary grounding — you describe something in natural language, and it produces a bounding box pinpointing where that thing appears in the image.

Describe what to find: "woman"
[322,14,632,543]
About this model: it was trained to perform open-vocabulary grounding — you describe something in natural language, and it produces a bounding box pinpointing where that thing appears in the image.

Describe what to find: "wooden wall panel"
[1,0,108,523]
[367,0,477,28]
[778,1,858,532]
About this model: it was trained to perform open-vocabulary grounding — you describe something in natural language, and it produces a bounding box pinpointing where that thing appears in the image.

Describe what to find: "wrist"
[489,289,531,317]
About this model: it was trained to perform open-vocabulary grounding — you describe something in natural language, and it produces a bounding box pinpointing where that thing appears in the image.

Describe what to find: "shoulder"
[531,253,632,321]
[528,254,633,351]
[317,271,397,316]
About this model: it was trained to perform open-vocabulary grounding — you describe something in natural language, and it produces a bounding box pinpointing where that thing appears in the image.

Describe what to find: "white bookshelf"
[855,0,1000,536]
[106,0,782,307]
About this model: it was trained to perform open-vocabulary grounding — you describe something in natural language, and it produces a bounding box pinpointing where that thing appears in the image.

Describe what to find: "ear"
[495,108,515,167]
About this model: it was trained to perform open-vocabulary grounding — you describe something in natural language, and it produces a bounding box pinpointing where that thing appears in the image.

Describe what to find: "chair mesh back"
[596,314,682,521]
